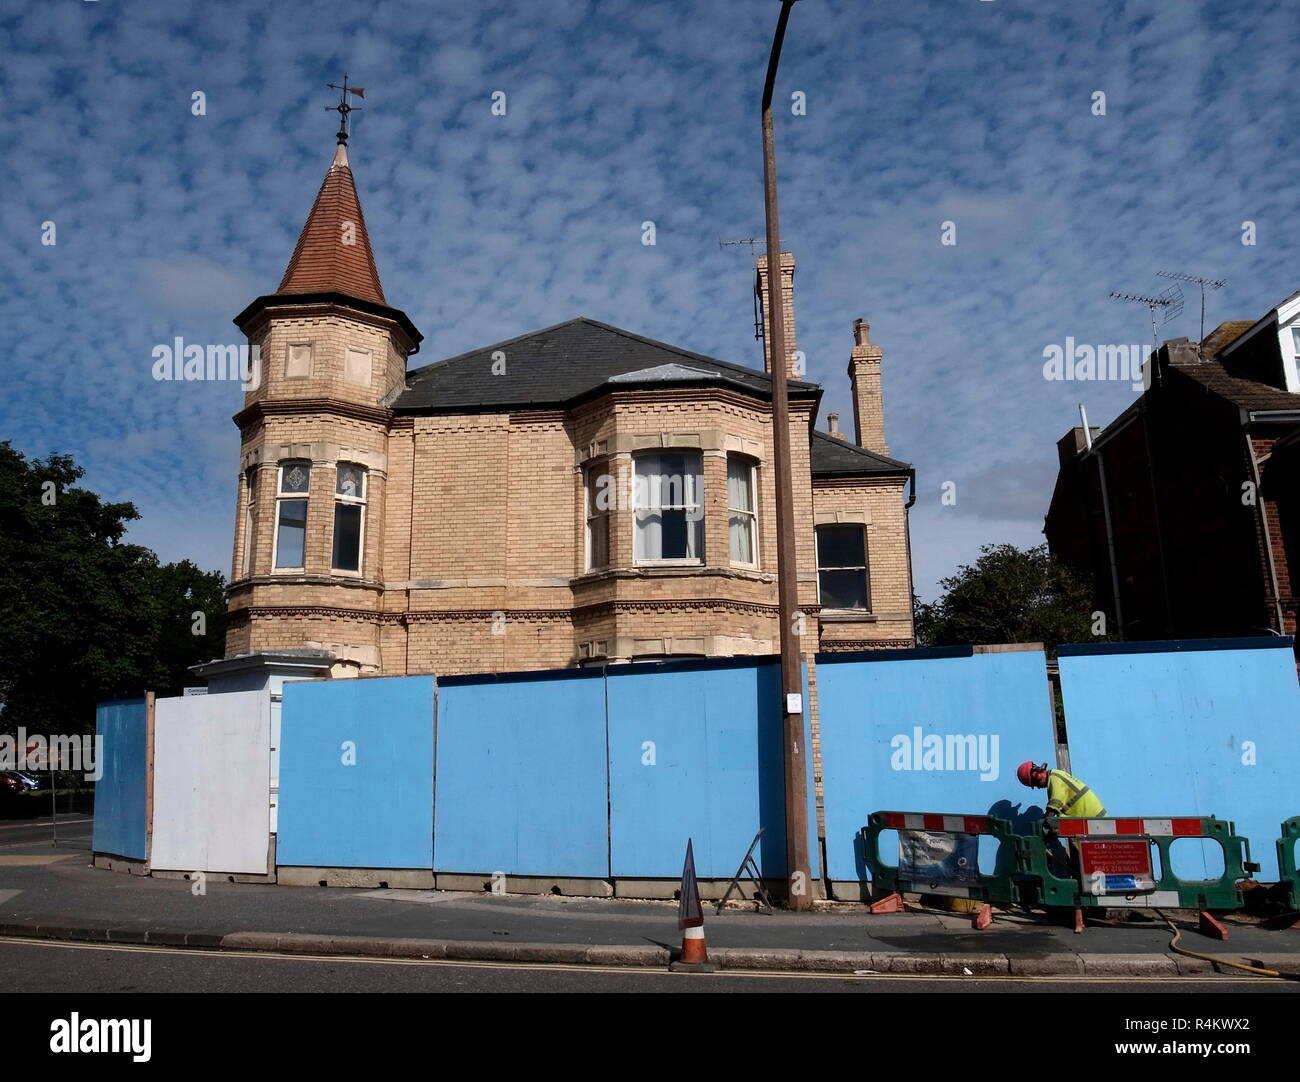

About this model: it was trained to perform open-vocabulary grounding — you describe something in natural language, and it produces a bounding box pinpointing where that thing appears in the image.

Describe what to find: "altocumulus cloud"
[2,0,1297,596]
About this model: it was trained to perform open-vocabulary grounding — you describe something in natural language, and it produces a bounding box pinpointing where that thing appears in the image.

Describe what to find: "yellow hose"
[1158,910,1295,980]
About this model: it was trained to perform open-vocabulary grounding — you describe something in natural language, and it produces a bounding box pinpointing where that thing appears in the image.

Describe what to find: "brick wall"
[224,307,915,682]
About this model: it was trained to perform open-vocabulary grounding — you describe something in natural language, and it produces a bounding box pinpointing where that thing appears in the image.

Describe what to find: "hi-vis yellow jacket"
[1047,769,1107,818]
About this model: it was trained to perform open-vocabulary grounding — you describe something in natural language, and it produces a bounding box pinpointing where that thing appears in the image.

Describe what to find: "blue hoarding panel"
[607,658,814,879]
[1059,640,1300,880]
[92,698,148,860]
[277,677,434,869]
[434,670,608,877]
[817,649,1056,882]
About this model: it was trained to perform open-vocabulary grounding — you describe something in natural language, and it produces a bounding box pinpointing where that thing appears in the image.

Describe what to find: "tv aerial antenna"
[1157,270,1225,342]
[1109,283,1184,351]
[719,236,786,341]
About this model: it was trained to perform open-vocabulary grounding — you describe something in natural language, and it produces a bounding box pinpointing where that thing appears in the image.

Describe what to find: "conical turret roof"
[276,143,386,305]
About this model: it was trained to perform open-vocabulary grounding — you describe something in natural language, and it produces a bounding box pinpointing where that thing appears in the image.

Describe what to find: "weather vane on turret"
[325,74,365,145]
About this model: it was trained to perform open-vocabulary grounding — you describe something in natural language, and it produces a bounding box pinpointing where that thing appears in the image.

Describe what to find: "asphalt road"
[0,816,92,849]
[3,937,1296,994]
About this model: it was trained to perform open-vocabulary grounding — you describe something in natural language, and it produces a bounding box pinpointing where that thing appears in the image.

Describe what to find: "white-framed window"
[241,467,258,576]
[332,463,366,573]
[816,524,869,610]
[585,462,611,571]
[273,461,311,570]
[344,347,372,386]
[633,450,703,562]
[727,454,758,566]
[286,342,313,379]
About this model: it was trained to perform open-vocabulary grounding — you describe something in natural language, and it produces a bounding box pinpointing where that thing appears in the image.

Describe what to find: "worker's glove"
[1041,813,1061,839]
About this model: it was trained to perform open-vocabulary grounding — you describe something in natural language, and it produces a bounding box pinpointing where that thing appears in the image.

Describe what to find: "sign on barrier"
[1076,839,1156,894]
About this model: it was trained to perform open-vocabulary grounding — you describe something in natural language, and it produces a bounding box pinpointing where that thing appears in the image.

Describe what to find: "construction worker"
[1016,761,1107,821]
[1017,761,1107,883]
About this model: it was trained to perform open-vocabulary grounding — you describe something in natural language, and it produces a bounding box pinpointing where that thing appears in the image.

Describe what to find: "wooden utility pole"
[761,0,811,910]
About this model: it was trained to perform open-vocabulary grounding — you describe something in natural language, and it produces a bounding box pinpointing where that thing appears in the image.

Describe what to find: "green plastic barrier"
[860,810,1027,904]
[1025,815,1250,911]
[1276,817,1300,909]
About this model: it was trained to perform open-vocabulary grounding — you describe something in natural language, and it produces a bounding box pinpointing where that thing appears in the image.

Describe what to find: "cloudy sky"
[3,0,1297,599]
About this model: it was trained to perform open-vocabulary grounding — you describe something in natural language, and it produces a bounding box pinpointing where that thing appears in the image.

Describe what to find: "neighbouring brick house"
[200,138,916,698]
[1045,293,1300,648]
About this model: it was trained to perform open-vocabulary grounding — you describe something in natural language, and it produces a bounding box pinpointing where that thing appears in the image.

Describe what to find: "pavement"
[2,819,1299,981]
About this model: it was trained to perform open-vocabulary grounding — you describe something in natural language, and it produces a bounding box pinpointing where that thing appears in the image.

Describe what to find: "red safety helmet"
[1016,761,1044,787]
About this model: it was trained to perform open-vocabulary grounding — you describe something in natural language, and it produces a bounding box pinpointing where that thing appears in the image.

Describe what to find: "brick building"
[1045,293,1300,646]
[202,138,916,689]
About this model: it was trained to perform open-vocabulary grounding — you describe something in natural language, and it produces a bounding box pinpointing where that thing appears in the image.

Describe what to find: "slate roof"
[276,144,386,305]
[1164,335,1300,412]
[809,429,912,477]
[1199,321,1255,358]
[394,317,820,413]
[1170,363,1300,412]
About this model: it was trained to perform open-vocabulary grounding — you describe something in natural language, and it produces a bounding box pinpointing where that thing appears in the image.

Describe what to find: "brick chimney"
[756,252,797,379]
[848,318,888,455]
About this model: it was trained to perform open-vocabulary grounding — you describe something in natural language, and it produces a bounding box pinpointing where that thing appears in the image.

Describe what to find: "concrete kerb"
[0,921,1290,976]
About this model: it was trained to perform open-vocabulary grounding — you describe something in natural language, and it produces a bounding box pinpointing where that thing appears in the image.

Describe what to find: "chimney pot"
[828,412,844,438]
[853,319,870,346]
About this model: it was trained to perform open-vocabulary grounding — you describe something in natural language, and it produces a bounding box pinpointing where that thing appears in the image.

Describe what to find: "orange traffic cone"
[670,839,718,972]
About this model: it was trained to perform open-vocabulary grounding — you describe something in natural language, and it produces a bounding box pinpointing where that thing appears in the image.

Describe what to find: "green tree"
[0,444,226,734]
[915,543,1098,653]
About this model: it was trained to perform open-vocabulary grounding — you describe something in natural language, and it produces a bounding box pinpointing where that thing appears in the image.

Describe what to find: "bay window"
[634,451,703,562]
[242,467,258,575]
[727,454,758,565]
[585,463,611,570]
[332,463,366,572]
[273,461,310,569]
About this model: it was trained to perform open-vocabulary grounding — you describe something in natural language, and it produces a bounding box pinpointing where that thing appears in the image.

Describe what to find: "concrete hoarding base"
[435,873,615,897]
[830,882,926,903]
[831,881,868,902]
[277,866,436,889]
[92,857,826,901]
[96,836,279,885]
[151,868,278,885]
[614,877,826,902]
[93,854,149,876]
